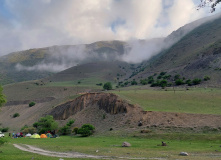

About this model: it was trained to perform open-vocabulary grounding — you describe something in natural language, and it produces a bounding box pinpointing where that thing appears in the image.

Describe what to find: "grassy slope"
[0,41,126,85]
[3,80,221,115]
[112,87,221,115]
[46,61,132,84]
[137,15,221,86]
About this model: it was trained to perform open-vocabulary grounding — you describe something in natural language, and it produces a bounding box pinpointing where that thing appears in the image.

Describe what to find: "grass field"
[1,133,221,160]
[112,87,221,115]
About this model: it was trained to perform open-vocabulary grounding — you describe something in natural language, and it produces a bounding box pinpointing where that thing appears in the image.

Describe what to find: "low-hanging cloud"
[1,0,220,72]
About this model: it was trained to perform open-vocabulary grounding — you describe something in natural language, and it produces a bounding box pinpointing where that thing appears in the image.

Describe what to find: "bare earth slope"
[49,93,221,134]
[1,92,221,133]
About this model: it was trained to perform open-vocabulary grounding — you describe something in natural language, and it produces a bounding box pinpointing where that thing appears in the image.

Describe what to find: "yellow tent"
[40,134,47,138]
[30,134,40,139]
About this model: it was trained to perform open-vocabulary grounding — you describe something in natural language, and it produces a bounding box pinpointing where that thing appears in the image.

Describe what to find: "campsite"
[1,132,221,160]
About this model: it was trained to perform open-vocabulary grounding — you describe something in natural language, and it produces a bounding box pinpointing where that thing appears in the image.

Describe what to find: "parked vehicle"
[0,132,5,137]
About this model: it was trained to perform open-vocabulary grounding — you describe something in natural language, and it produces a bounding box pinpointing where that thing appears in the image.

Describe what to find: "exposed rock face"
[50,93,131,120]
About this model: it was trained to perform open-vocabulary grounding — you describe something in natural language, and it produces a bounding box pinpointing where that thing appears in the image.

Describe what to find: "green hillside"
[0,41,126,85]
[46,61,133,87]
[134,14,221,87]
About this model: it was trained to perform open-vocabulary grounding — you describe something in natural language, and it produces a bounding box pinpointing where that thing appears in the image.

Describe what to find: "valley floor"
[1,134,221,160]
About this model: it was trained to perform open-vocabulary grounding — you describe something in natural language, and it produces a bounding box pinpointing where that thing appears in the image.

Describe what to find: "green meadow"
[1,133,221,160]
[112,87,221,115]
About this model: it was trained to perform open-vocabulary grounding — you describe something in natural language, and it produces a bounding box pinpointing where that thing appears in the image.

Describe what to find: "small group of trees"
[21,115,95,137]
[33,115,58,134]
[126,72,210,88]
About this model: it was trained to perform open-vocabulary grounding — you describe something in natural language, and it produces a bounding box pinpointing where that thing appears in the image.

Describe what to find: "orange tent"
[40,134,47,138]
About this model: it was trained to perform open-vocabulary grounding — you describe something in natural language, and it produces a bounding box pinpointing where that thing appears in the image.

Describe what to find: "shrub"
[140,79,148,85]
[131,80,138,85]
[29,102,36,107]
[0,127,9,132]
[124,81,129,86]
[159,80,168,88]
[78,124,95,137]
[103,82,112,90]
[66,120,75,127]
[204,76,210,81]
[192,78,201,85]
[21,125,28,131]
[185,79,192,86]
[13,113,20,118]
[96,83,103,86]
[174,74,180,80]
[163,75,171,80]
[157,75,162,79]
[73,127,78,134]
[21,127,37,134]
[148,79,154,84]
[59,119,75,135]
[175,79,184,85]
[59,125,72,135]
[160,72,167,76]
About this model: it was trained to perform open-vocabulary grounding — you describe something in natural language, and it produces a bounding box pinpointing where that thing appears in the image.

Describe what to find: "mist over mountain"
[0,13,221,85]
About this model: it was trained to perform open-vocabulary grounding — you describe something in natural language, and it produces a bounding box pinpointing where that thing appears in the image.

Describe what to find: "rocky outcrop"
[50,93,131,120]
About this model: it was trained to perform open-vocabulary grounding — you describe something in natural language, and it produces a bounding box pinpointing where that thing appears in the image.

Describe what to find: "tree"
[33,115,58,134]
[0,85,6,107]
[175,79,184,85]
[29,101,36,107]
[131,80,138,85]
[103,82,112,90]
[198,0,221,12]
[140,79,148,85]
[59,120,75,135]
[13,113,20,118]
[159,80,168,88]
[78,124,95,137]
[192,78,202,85]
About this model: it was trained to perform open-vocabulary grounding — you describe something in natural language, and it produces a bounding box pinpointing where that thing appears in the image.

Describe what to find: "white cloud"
[0,0,217,57]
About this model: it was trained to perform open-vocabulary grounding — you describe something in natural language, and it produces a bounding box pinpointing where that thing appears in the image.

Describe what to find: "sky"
[0,0,220,56]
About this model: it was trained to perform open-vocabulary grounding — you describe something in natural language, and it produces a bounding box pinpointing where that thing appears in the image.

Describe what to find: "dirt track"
[13,144,107,159]
[13,144,155,159]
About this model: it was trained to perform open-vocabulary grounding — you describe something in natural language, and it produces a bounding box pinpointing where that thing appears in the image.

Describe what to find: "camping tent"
[40,134,47,138]
[30,134,40,139]
[46,133,52,138]
[25,133,32,137]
